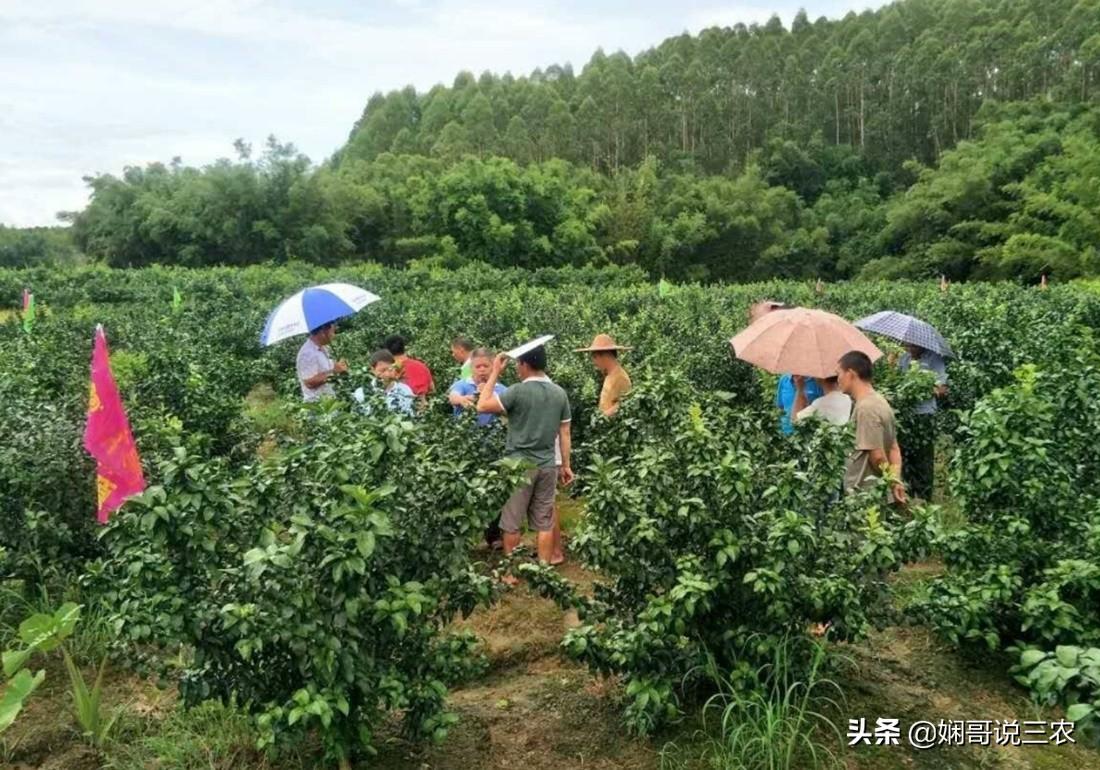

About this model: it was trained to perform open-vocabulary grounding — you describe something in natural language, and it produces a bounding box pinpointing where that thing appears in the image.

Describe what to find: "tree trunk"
[747,98,753,149]
[859,76,865,150]
[952,81,959,144]
[729,100,737,156]
[834,89,840,145]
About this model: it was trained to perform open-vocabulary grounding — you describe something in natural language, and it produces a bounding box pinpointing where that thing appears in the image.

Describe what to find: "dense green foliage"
[871,102,1100,280]
[5,263,1100,752]
[911,357,1100,650]
[35,0,1096,283]
[522,375,932,733]
[342,0,1098,173]
[63,102,1100,282]
[0,225,80,268]
[93,410,520,762]
[1012,644,1100,736]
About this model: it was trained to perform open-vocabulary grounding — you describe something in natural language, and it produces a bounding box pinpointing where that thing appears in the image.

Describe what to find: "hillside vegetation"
[8,0,1100,282]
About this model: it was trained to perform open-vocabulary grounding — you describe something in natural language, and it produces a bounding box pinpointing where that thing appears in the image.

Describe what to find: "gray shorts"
[500,467,557,533]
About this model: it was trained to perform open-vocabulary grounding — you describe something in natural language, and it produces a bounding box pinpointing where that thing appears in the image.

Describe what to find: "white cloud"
[0,0,872,226]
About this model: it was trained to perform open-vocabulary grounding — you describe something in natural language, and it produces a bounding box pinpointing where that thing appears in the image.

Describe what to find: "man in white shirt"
[792,375,852,426]
[296,322,347,402]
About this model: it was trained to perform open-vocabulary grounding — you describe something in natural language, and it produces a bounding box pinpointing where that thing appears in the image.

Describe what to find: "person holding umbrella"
[747,301,823,434]
[297,322,348,402]
[732,306,877,434]
[855,311,952,501]
[260,283,381,402]
[897,342,948,500]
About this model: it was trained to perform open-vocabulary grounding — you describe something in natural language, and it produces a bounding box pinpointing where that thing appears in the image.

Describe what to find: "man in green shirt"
[477,343,573,566]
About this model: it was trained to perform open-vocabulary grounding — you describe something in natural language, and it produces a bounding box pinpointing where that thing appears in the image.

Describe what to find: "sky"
[0,0,872,227]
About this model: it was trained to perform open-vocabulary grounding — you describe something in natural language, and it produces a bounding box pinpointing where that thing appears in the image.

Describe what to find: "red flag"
[84,325,146,524]
[22,288,30,311]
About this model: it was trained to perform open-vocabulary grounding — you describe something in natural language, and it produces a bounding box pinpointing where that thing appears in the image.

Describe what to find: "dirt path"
[838,565,1100,770]
[373,560,1100,770]
[373,561,661,770]
[7,560,1100,769]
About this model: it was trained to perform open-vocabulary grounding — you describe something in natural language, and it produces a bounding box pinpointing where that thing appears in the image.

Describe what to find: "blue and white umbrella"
[260,283,380,346]
[854,311,953,358]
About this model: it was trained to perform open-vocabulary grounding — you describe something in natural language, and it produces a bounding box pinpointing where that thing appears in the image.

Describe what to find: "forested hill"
[339,0,1100,174]
[13,0,1100,282]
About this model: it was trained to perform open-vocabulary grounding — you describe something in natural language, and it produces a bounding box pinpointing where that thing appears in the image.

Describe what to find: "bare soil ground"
[5,557,1100,770]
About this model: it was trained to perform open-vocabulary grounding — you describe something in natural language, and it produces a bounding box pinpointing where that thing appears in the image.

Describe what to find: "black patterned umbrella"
[854,311,953,358]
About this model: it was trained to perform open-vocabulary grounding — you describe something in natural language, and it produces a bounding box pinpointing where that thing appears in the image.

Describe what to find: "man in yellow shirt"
[576,334,633,417]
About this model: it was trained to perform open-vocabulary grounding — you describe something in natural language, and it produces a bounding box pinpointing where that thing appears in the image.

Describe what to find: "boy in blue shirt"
[370,350,415,415]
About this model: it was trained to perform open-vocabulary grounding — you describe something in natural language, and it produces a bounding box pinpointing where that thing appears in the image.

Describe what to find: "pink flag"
[84,325,146,524]
[22,288,30,311]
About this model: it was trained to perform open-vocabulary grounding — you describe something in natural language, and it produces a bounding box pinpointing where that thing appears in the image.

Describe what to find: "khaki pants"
[500,467,557,533]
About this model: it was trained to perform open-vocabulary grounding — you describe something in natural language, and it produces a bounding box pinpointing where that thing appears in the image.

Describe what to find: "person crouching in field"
[836,351,907,505]
[575,333,632,417]
[477,345,573,575]
[370,350,416,416]
[384,334,435,399]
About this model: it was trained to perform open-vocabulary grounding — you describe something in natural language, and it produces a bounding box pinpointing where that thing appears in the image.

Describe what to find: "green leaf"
[0,669,46,733]
[17,613,56,649]
[1056,646,1082,668]
[243,548,266,566]
[17,603,80,654]
[356,531,376,559]
[53,603,81,641]
[1019,649,1048,668]
[2,649,32,678]
[1066,703,1094,722]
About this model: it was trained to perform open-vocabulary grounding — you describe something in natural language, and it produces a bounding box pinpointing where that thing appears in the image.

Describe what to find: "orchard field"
[4,263,1100,769]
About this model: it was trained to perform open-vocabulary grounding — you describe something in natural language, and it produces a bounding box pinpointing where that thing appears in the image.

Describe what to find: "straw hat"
[575,333,633,353]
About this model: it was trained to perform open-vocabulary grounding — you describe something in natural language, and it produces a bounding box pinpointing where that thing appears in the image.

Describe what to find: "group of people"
[757,301,948,504]
[293,300,946,572]
[295,322,633,571]
[296,324,433,415]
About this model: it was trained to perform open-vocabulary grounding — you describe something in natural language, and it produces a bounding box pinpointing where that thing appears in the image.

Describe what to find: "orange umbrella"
[730,308,882,378]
